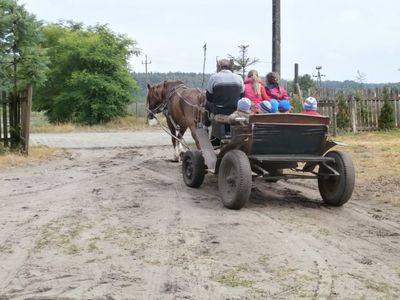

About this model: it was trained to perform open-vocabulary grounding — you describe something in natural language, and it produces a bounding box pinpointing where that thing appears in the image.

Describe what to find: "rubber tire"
[218,150,252,210]
[318,151,355,206]
[182,151,205,188]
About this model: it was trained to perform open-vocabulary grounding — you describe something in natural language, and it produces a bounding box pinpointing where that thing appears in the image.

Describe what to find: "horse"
[146,80,206,161]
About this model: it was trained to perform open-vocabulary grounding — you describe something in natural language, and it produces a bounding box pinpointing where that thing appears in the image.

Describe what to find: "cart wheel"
[182,150,205,188]
[218,150,252,210]
[318,151,355,206]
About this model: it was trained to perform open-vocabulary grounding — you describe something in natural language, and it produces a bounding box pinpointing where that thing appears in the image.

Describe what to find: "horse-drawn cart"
[182,113,355,210]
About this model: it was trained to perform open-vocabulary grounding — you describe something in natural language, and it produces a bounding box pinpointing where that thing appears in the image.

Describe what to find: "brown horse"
[146,80,206,161]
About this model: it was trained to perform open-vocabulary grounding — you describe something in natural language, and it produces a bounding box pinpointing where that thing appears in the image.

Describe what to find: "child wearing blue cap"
[258,99,278,113]
[278,99,292,113]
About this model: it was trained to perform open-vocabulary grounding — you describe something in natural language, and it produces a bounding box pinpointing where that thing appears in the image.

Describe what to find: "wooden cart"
[182,113,355,210]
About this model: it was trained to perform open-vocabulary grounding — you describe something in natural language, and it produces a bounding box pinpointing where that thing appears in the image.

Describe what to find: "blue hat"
[258,100,272,113]
[303,97,318,111]
[237,97,252,112]
[269,99,279,113]
[278,99,291,112]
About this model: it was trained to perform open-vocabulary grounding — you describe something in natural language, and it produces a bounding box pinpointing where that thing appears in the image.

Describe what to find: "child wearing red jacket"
[264,72,289,101]
[302,97,321,116]
[244,70,270,113]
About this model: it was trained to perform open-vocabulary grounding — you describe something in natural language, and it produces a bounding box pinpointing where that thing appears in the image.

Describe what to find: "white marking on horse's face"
[148,118,158,126]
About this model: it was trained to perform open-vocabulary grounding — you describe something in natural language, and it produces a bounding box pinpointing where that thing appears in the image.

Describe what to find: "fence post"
[350,95,357,133]
[332,100,337,136]
[20,86,32,155]
[2,91,8,147]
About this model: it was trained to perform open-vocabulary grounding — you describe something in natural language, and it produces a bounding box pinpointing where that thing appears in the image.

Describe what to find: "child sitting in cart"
[302,97,321,116]
[258,99,278,113]
[228,97,252,123]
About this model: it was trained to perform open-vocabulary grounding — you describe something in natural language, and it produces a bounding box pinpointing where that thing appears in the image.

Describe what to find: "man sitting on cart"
[206,59,244,116]
[205,59,244,145]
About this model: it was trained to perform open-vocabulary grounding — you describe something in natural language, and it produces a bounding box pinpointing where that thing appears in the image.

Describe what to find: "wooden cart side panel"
[249,123,329,156]
[249,113,330,126]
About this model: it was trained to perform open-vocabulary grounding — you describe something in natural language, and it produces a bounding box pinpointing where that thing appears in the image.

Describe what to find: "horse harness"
[151,83,205,131]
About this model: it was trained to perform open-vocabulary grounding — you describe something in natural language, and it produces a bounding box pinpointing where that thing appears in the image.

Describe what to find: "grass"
[335,129,400,205]
[211,268,253,288]
[0,146,62,169]
[35,220,92,255]
[30,111,151,133]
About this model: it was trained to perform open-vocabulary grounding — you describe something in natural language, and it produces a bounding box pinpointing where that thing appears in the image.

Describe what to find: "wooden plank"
[195,128,217,172]
[2,91,8,146]
[249,154,334,163]
[20,86,32,154]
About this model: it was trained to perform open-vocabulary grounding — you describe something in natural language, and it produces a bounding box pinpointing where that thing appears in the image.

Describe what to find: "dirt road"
[1,131,399,299]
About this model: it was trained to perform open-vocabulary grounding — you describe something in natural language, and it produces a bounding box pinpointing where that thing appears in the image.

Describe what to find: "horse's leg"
[176,126,187,161]
[166,118,179,162]
[188,124,201,150]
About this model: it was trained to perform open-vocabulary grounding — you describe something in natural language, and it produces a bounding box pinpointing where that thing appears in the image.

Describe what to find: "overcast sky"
[24,0,400,83]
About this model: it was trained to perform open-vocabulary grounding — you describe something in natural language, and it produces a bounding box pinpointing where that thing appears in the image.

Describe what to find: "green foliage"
[298,74,316,97]
[34,22,140,124]
[290,94,303,113]
[228,44,259,79]
[0,0,48,92]
[378,88,395,130]
[354,92,369,124]
[337,94,351,130]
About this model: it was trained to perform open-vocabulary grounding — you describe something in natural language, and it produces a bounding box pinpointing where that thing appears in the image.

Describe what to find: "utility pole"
[201,43,207,89]
[141,54,152,75]
[313,66,326,89]
[272,0,281,75]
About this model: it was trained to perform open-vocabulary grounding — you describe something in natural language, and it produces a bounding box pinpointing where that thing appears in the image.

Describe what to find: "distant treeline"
[132,72,211,100]
[132,72,400,101]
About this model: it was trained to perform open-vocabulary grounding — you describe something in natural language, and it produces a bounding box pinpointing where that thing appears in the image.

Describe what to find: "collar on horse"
[150,83,186,114]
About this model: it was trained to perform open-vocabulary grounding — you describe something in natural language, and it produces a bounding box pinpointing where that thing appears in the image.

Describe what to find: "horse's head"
[146,80,185,120]
[146,82,166,119]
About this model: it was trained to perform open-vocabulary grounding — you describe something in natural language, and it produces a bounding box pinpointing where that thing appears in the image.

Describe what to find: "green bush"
[34,23,140,124]
[290,94,303,113]
[378,88,395,130]
[336,94,350,130]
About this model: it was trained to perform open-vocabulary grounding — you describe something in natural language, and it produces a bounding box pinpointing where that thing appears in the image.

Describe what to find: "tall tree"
[228,44,259,79]
[34,22,141,124]
[0,0,48,92]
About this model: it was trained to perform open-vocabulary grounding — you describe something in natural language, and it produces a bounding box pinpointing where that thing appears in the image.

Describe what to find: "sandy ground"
[0,131,400,299]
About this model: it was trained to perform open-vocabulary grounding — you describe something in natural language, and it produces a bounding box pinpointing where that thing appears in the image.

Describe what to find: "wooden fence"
[0,86,32,154]
[314,88,400,133]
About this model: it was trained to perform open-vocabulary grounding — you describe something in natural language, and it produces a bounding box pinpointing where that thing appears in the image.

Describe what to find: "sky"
[23,0,400,83]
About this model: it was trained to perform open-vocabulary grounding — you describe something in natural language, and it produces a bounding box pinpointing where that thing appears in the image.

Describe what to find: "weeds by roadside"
[30,111,155,133]
[0,146,62,169]
[336,129,400,206]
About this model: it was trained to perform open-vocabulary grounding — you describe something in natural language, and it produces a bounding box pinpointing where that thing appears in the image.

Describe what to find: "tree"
[228,44,259,79]
[378,87,395,130]
[336,94,350,130]
[294,74,316,98]
[0,0,48,93]
[34,22,141,124]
